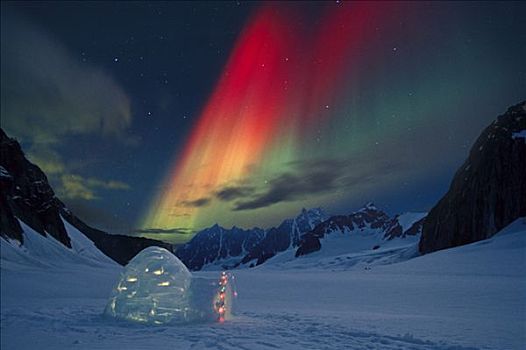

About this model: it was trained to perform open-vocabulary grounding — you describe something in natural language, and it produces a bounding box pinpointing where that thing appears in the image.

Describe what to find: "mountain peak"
[297,207,326,219]
[209,223,222,231]
[365,202,377,209]
[357,202,378,212]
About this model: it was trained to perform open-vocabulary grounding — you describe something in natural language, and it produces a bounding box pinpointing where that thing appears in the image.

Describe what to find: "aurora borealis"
[142,2,397,232]
[2,1,525,243]
[141,1,526,238]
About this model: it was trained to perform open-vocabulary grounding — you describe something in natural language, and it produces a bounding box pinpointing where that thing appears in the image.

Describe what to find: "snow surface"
[1,218,525,349]
[1,218,116,270]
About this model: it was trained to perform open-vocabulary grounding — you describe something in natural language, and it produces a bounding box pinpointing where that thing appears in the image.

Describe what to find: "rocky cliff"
[419,101,526,254]
[0,128,171,265]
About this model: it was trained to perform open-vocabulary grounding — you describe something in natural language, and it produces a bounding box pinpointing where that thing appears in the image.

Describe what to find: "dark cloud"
[212,159,350,207]
[57,174,130,200]
[180,197,211,208]
[230,156,407,211]
[233,169,340,211]
[215,185,255,201]
[134,228,194,235]
[1,11,132,145]
[1,9,133,203]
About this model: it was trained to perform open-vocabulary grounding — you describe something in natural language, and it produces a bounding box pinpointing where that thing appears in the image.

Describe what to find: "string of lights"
[214,271,229,323]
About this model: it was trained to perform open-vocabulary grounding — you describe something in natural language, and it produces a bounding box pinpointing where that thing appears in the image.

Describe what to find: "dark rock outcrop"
[0,129,71,247]
[403,217,426,237]
[0,128,171,265]
[0,165,24,242]
[384,216,426,240]
[419,101,526,254]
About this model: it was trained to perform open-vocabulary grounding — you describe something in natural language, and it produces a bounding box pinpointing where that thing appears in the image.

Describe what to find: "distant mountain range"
[1,101,524,269]
[175,204,426,270]
[176,207,328,270]
[295,204,425,257]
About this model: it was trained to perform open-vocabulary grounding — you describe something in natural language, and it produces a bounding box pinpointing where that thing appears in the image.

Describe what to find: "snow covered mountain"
[295,203,425,258]
[175,224,266,271]
[175,208,327,270]
[0,128,172,265]
[177,204,425,271]
[420,101,526,254]
[239,207,328,267]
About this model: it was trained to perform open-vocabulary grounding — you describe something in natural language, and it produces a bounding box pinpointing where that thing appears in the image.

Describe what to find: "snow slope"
[1,218,117,270]
[263,218,423,270]
[1,218,525,349]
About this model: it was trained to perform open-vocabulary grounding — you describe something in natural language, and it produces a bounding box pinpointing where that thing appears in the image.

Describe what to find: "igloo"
[104,246,235,324]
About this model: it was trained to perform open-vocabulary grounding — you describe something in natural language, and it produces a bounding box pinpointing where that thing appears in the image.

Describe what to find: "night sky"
[2,1,525,244]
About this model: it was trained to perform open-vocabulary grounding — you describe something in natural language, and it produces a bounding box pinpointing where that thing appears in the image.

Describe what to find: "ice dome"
[104,246,192,324]
[104,246,235,324]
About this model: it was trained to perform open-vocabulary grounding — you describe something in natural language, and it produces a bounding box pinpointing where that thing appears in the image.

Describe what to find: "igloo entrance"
[104,247,235,324]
